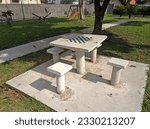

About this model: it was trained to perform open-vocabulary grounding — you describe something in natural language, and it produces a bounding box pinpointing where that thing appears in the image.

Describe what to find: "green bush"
[137,6,150,17]
[126,4,138,19]
[61,0,76,4]
[114,5,127,17]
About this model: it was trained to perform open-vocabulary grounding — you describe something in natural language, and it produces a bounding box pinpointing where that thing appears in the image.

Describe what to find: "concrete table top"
[49,33,107,52]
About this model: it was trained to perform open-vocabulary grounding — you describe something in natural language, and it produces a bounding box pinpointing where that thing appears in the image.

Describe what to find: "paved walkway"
[80,19,129,33]
[0,35,60,63]
[0,20,129,63]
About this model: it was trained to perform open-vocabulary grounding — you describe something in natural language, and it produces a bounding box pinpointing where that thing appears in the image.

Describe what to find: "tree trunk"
[79,0,85,20]
[143,14,145,17]
[93,0,110,34]
[129,14,131,19]
[93,0,102,34]
[90,0,94,4]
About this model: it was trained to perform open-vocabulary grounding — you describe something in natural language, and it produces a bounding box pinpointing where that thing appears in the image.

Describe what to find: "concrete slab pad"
[6,51,149,112]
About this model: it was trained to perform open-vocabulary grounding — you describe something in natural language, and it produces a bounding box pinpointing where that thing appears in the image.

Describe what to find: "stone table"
[49,33,107,74]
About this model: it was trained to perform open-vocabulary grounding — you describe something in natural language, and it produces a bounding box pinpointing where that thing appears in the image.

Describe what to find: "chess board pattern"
[68,36,92,44]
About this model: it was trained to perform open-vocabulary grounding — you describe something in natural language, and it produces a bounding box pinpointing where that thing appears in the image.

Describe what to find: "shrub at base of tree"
[113,5,126,17]
[114,4,150,18]
[137,6,150,17]
[126,5,138,19]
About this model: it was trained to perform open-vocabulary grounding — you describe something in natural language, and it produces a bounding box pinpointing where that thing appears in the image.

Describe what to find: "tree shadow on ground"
[103,20,117,23]
[120,21,150,27]
[98,30,133,58]
[113,17,128,20]
[47,17,70,23]
[131,43,150,49]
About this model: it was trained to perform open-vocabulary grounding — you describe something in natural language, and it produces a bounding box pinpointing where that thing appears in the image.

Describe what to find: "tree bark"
[79,0,85,20]
[129,14,131,19]
[93,0,110,34]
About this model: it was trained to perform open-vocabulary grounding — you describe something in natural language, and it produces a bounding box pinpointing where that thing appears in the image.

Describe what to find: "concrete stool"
[47,62,72,94]
[91,44,102,63]
[107,57,129,86]
[47,47,64,63]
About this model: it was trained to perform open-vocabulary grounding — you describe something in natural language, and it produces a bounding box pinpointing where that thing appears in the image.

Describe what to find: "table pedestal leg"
[53,54,60,63]
[91,48,97,63]
[75,50,85,74]
[111,67,122,86]
[56,75,65,94]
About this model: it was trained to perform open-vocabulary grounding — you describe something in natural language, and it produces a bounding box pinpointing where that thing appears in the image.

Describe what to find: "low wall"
[0,4,113,20]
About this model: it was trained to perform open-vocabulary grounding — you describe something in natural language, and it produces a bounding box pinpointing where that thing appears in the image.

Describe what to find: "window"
[12,0,19,2]
[41,0,47,3]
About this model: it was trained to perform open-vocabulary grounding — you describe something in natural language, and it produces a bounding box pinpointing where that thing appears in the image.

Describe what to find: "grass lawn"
[0,14,129,50]
[0,15,150,111]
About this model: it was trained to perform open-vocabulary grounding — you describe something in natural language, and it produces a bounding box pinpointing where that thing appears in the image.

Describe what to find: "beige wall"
[0,0,41,4]
[20,0,41,4]
[110,0,120,7]
[1,0,11,4]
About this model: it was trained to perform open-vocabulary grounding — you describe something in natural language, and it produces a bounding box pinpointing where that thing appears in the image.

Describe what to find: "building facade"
[1,0,149,5]
[0,0,41,4]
